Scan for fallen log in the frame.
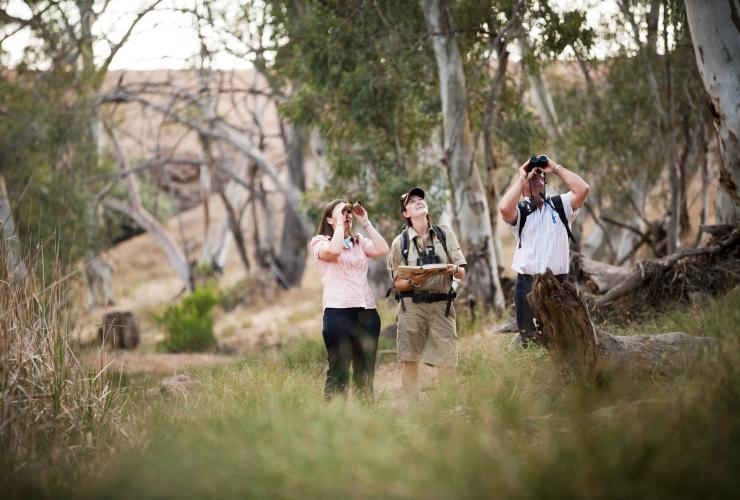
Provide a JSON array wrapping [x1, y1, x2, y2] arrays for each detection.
[[575, 255, 630, 293], [528, 270, 717, 383], [595, 228, 740, 308]]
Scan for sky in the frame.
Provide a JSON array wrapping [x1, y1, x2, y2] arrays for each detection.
[[0, 0, 622, 71], [1, 0, 253, 69]]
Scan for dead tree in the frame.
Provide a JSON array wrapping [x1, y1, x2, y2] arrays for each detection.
[[529, 270, 717, 384], [595, 227, 740, 308]]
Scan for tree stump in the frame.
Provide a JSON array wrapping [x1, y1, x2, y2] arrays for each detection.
[[98, 311, 140, 350], [528, 270, 717, 383]]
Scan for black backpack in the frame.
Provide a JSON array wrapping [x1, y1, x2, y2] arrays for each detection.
[[517, 194, 577, 248]]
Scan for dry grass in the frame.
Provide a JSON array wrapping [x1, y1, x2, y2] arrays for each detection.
[[0, 246, 125, 490]]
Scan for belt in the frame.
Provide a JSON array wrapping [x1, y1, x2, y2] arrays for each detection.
[[397, 291, 453, 303]]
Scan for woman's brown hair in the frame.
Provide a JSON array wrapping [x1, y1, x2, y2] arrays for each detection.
[[317, 199, 347, 237]]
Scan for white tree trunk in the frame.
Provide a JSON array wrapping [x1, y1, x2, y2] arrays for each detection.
[[84, 255, 115, 307], [517, 35, 561, 143], [0, 176, 29, 286], [685, 0, 740, 225], [421, 0, 505, 313]]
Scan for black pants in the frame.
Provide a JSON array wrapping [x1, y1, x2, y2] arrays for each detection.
[[322, 308, 381, 399], [514, 273, 567, 346]]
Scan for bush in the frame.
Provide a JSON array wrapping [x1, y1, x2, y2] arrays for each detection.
[[159, 288, 219, 353]]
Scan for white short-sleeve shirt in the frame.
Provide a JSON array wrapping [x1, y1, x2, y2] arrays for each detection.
[[507, 191, 580, 275]]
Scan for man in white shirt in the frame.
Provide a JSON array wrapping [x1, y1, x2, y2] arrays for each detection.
[[499, 156, 590, 346]]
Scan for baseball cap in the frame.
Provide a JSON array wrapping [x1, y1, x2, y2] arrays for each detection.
[[399, 187, 426, 212]]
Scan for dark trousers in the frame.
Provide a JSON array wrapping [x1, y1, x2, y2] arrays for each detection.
[[322, 308, 381, 400], [514, 273, 567, 346]]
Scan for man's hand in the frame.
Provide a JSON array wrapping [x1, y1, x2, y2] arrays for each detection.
[[543, 160, 590, 210], [518, 160, 539, 182], [541, 157, 558, 174]]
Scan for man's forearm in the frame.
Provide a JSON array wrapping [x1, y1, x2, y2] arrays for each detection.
[[499, 174, 526, 219], [554, 165, 590, 208]]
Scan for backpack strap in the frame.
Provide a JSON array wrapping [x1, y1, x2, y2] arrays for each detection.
[[432, 224, 458, 317], [431, 224, 452, 262], [389, 229, 412, 310], [516, 200, 535, 248], [550, 195, 577, 245], [401, 228, 410, 265]]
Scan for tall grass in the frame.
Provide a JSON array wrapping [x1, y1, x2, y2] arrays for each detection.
[[52, 289, 739, 499], [0, 246, 125, 493]]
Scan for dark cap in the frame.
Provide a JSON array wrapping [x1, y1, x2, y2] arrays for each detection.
[[399, 187, 426, 212]]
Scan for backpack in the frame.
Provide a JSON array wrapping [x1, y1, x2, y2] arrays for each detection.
[[517, 194, 577, 248]]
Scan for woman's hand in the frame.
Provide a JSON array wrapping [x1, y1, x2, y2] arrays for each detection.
[[443, 264, 458, 275], [409, 269, 435, 286], [332, 202, 347, 227], [352, 203, 369, 227]]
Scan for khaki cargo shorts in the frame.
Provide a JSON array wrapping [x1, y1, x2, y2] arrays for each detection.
[[396, 300, 458, 367]]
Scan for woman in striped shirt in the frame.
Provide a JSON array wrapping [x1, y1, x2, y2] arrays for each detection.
[[310, 199, 390, 400]]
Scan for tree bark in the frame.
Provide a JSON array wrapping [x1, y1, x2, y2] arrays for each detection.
[[215, 174, 251, 275], [529, 270, 717, 383], [276, 124, 310, 287], [0, 175, 29, 286], [576, 256, 631, 294], [684, 0, 740, 225], [517, 35, 561, 144], [421, 0, 505, 313], [595, 227, 740, 308], [481, 45, 509, 269]]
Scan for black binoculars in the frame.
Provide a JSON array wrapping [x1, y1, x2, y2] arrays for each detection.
[[417, 252, 441, 267], [526, 155, 549, 173]]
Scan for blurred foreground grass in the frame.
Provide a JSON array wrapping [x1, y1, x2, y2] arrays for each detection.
[[10, 289, 740, 499]]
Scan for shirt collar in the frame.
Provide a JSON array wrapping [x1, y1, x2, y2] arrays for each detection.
[[406, 224, 436, 241]]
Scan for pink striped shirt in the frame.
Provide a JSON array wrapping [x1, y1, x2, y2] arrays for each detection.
[[310, 234, 377, 310], [507, 191, 580, 275]]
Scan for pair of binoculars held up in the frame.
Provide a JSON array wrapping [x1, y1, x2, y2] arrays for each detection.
[[341, 201, 363, 214], [526, 155, 549, 174]]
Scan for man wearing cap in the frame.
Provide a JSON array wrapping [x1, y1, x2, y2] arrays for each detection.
[[387, 187, 466, 399]]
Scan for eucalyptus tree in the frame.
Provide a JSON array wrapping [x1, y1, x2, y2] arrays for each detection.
[[684, 0, 740, 226], [551, 0, 711, 262], [0, 0, 163, 268]]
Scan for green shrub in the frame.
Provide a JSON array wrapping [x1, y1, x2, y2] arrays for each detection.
[[159, 288, 219, 353], [281, 337, 326, 368]]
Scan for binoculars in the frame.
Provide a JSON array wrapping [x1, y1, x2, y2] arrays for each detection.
[[341, 201, 363, 214], [526, 155, 549, 173]]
